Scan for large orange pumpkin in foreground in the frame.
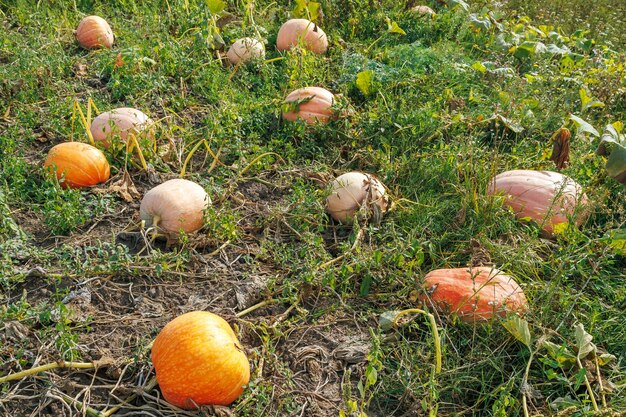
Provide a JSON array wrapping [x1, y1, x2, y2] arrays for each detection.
[[420, 267, 528, 322], [487, 169, 588, 236], [44, 142, 110, 189], [75, 16, 114, 49], [151, 311, 250, 409], [276, 19, 328, 54], [90, 107, 154, 148], [282, 87, 335, 124]]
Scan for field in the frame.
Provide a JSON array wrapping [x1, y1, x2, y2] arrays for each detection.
[[1, 0, 625, 416]]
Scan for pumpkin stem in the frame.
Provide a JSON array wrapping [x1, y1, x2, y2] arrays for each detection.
[[392, 308, 442, 374], [0, 361, 96, 383]]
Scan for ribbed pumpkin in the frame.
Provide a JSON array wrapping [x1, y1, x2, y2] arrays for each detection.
[[227, 38, 265, 65], [326, 172, 389, 223], [276, 19, 328, 54], [420, 267, 528, 322], [282, 87, 335, 124], [152, 311, 250, 409], [44, 142, 110, 189], [75, 16, 114, 49], [487, 169, 589, 236], [90, 107, 154, 148], [140, 179, 209, 235]]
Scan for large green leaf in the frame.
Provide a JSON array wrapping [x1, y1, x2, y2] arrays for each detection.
[[569, 114, 599, 138], [502, 316, 532, 349]]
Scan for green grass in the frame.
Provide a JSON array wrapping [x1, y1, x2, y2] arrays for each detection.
[[0, 0, 625, 416]]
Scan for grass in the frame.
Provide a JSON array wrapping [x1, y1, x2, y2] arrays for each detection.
[[0, 0, 625, 416]]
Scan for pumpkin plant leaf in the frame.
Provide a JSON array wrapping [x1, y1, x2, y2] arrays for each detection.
[[569, 114, 599, 138], [379, 310, 401, 331], [386, 18, 406, 35], [206, 0, 226, 15], [502, 316, 532, 349], [603, 229, 626, 255], [541, 340, 576, 365], [356, 70, 375, 96], [579, 88, 605, 112], [446, 0, 469, 11], [574, 323, 595, 360], [293, 0, 321, 22], [598, 353, 617, 366], [596, 124, 626, 185]]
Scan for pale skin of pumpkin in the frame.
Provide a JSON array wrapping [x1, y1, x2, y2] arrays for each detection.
[[151, 311, 250, 409], [420, 267, 528, 322], [43, 142, 110, 189], [487, 169, 589, 235], [326, 172, 389, 223], [140, 179, 209, 234], [90, 107, 153, 148]]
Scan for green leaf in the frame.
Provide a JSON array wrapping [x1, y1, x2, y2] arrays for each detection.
[[579, 88, 605, 112], [598, 353, 617, 366], [604, 229, 626, 255], [356, 70, 375, 96], [574, 323, 595, 360], [573, 367, 587, 390], [207, 0, 226, 15], [472, 61, 487, 74], [541, 340, 576, 365], [386, 18, 406, 35], [469, 14, 492, 32], [502, 316, 532, 348], [447, 0, 469, 11], [293, 0, 320, 22], [569, 114, 599, 138]]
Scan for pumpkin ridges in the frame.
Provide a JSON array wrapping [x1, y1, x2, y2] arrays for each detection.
[[44, 142, 110, 188], [420, 267, 528, 322], [151, 311, 250, 408], [487, 169, 588, 235]]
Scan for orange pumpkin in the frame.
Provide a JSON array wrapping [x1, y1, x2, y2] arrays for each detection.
[[487, 170, 589, 236], [44, 142, 110, 189], [75, 16, 114, 49], [90, 107, 154, 148], [151, 311, 250, 409], [420, 267, 528, 322], [282, 87, 335, 124], [276, 19, 328, 54]]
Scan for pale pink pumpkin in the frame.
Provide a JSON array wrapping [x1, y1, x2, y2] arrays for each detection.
[[90, 107, 154, 148], [282, 87, 335, 124], [276, 19, 328, 54], [227, 38, 265, 65], [487, 170, 589, 236], [140, 179, 209, 235]]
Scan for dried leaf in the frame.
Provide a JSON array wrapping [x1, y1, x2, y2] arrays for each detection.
[[379, 310, 401, 331], [95, 171, 140, 202], [550, 127, 571, 170], [574, 323, 595, 360]]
